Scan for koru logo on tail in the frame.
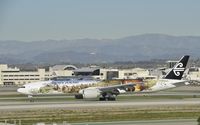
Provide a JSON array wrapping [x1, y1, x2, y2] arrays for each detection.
[[173, 63, 185, 76]]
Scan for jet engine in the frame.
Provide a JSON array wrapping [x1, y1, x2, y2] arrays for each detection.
[[112, 88, 126, 95], [75, 87, 101, 99], [127, 84, 145, 92], [117, 88, 126, 93]]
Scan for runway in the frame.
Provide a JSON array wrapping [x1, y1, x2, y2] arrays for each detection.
[[1, 88, 200, 111], [0, 88, 200, 125], [71, 119, 197, 125], [1, 98, 200, 111]]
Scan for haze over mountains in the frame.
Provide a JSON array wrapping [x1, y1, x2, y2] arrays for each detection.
[[0, 34, 199, 64]]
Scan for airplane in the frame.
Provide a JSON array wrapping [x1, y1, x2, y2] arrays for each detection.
[[75, 55, 190, 101], [17, 55, 190, 101]]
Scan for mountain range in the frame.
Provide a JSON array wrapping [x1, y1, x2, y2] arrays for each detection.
[[0, 34, 199, 64]]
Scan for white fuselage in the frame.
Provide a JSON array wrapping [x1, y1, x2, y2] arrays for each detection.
[[17, 81, 52, 95], [17, 79, 99, 95]]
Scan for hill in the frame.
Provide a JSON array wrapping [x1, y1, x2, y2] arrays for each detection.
[[0, 34, 199, 64]]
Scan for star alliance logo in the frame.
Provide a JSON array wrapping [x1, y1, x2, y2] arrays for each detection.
[[173, 63, 185, 76]]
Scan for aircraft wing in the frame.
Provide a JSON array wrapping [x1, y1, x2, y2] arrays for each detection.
[[98, 83, 136, 94]]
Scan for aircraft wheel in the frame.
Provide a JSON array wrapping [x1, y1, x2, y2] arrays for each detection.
[[75, 94, 83, 99], [99, 97, 106, 101], [108, 97, 116, 101]]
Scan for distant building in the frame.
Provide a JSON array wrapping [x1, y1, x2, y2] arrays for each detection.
[[188, 67, 200, 81], [73, 67, 119, 80], [166, 60, 178, 68], [74, 67, 100, 76], [50, 65, 77, 77], [118, 68, 153, 79], [100, 68, 119, 80], [0, 64, 51, 85], [0, 64, 157, 86], [0, 64, 79, 86]]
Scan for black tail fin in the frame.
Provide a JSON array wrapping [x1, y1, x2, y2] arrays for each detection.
[[164, 55, 190, 80]]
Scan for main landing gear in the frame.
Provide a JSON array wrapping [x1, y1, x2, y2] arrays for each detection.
[[99, 93, 116, 101]]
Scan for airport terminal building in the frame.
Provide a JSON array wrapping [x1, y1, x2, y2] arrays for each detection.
[[0, 64, 78, 86], [0, 64, 153, 86], [1, 63, 199, 86], [0, 64, 51, 85]]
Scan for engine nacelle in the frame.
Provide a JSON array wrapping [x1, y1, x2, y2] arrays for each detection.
[[127, 84, 145, 92], [116, 88, 126, 94], [77, 87, 101, 99]]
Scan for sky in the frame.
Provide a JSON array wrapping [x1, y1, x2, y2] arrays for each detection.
[[0, 0, 200, 41]]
